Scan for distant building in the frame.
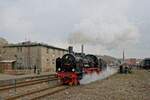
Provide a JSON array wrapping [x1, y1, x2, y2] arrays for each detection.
[[102, 55, 120, 66], [136, 59, 143, 65], [1, 41, 68, 72], [125, 58, 137, 66]]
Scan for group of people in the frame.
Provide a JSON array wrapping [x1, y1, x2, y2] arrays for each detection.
[[119, 64, 132, 74]]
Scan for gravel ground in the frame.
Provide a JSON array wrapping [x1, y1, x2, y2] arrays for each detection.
[[45, 69, 150, 100]]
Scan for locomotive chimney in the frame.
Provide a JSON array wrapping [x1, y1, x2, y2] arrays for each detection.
[[81, 44, 84, 54], [68, 46, 73, 54]]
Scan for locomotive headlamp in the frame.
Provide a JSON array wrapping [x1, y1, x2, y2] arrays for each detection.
[[58, 68, 61, 71], [72, 68, 75, 72]]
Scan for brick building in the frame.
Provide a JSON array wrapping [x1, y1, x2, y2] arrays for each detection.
[[125, 58, 137, 66], [1, 41, 68, 72], [0, 60, 16, 73]]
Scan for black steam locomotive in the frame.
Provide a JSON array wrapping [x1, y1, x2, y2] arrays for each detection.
[[56, 47, 107, 85]]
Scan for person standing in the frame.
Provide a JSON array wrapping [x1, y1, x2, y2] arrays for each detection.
[[34, 65, 36, 74], [119, 65, 123, 73]]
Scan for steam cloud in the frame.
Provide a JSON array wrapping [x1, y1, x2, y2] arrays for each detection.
[[0, 0, 141, 56], [68, 0, 139, 50], [80, 67, 117, 84]]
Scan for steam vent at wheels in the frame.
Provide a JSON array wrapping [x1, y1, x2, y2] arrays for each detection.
[[0, 41, 68, 73]]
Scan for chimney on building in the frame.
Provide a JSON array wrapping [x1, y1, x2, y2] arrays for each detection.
[[68, 46, 73, 54], [81, 44, 84, 54]]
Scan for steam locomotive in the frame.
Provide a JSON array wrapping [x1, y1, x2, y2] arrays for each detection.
[[56, 47, 107, 85]]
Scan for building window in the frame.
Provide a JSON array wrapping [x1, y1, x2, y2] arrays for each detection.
[[17, 47, 19, 52], [20, 47, 22, 52], [53, 49, 55, 54], [17, 47, 22, 52], [58, 51, 61, 56], [14, 55, 17, 58], [52, 59, 55, 64]]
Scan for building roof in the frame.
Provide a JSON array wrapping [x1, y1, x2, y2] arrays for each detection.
[[3, 41, 68, 51], [0, 60, 16, 63]]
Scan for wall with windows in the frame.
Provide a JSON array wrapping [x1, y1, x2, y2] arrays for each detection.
[[40, 47, 67, 72], [2, 46, 41, 70], [1, 45, 67, 72]]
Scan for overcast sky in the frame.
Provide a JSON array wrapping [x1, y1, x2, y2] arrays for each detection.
[[0, 0, 150, 58]]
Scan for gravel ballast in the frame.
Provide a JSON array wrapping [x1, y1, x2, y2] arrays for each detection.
[[46, 69, 150, 100]]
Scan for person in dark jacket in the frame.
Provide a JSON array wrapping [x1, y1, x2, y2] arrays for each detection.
[[34, 65, 37, 74], [119, 65, 123, 73]]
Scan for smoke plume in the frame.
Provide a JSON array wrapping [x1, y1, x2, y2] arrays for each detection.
[[0, 0, 142, 57], [68, 0, 139, 51]]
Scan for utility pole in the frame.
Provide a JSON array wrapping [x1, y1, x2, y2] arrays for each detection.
[[123, 50, 125, 63], [123, 50, 124, 61]]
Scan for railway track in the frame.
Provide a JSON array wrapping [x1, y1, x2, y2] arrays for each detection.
[[0, 74, 56, 87], [5, 85, 68, 100], [0, 74, 66, 100], [0, 75, 57, 91]]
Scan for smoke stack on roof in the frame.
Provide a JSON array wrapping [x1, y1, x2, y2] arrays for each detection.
[[81, 44, 84, 54], [68, 46, 73, 54]]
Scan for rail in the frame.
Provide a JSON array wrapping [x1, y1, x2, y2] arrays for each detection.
[[5, 85, 68, 100], [0, 78, 58, 91]]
